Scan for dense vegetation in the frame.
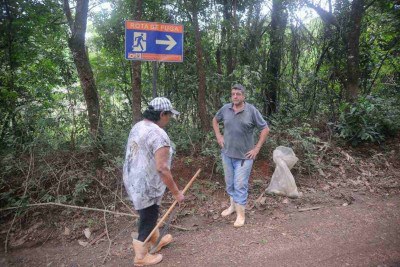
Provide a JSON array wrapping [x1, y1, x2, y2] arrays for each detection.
[[1, 0, 399, 209]]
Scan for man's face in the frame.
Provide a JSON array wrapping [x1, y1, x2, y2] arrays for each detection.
[[231, 89, 245, 105]]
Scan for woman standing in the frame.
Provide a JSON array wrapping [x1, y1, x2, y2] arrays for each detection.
[[123, 97, 184, 266]]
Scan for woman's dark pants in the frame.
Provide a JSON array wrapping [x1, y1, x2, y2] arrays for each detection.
[[137, 204, 159, 242]]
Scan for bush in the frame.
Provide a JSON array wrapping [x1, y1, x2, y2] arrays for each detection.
[[267, 111, 324, 174], [167, 122, 205, 154], [335, 96, 400, 146]]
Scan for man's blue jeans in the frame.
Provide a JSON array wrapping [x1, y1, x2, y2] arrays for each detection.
[[221, 153, 254, 205]]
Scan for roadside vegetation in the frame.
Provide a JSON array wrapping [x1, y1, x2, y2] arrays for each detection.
[[1, 0, 399, 256]]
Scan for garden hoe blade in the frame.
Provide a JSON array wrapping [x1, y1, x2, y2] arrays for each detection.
[[142, 169, 201, 248], [149, 207, 178, 254]]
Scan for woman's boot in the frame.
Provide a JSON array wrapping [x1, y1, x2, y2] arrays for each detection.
[[149, 228, 173, 253], [132, 239, 162, 266]]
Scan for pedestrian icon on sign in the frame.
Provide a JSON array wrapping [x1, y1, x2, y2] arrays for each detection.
[[132, 32, 147, 52]]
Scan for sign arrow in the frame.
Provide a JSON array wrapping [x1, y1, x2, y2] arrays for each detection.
[[156, 35, 177, 50]]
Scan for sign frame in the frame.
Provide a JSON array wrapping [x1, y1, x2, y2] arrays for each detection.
[[125, 20, 184, 63]]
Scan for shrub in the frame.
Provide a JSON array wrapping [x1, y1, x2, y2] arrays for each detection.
[[335, 96, 400, 146]]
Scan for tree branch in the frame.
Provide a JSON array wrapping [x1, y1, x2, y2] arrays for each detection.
[[1, 202, 191, 231], [63, 0, 74, 32], [0, 202, 139, 218], [364, 0, 378, 11], [367, 37, 399, 92], [305, 0, 339, 28]]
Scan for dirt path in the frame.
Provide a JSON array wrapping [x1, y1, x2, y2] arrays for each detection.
[[166, 194, 400, 267], [1, 193, 399, 267]]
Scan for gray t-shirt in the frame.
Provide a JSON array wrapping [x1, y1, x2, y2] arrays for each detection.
[[123, 120, 173, 210], [215, 103, 268, 159]]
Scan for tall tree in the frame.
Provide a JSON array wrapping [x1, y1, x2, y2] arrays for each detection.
[[264, 0, 288, 115], [185, 1, 210, 132], [345, 0, 365, 102], [130, 0, 143, 123], [63, 0, 103, 142], [1, 0, 17, 145], [306, 0, 366, 103], [218, 0, 240, 78], [222, 0, 234, 76], [1, 0, 71, 148]]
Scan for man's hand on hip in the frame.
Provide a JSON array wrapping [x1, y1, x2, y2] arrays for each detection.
[[245, 146, 261, 159]]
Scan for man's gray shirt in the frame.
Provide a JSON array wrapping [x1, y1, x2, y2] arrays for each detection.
[[215, 103, 268, 159]]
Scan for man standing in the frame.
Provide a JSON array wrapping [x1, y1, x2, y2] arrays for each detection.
[[212, 84, 270, 227], [123, 97, 184, 266]]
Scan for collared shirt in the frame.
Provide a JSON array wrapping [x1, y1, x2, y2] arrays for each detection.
[[215, 102, 268, 159], [123, 120, 173, 210]]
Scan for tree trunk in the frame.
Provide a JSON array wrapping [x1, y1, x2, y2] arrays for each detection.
[[345, 0, 364, 103], [222, 0, 234, 76], [192, 8, 210, 132], [214, 47, 223, 110], [264, 0, 287, 115], [306, 0, 365, 104], [2, 0, 16, 146], [63, 0, 103, 143], [131, 0, 142, 123]]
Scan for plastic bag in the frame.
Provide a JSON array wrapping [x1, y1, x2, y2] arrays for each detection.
[[266, 146, 300, 198]]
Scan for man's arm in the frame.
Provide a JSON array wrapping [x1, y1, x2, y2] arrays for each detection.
[[155, 147, 184, 202], [245, 127, 270, 159], [212, 117, 224, 148]]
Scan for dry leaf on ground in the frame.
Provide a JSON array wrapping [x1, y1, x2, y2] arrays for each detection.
[[83, 228, 91, 239]]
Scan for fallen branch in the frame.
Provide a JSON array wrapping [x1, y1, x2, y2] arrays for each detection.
[[169, 224, 190, 231], [92, 172, 135, 215], [1, 202, 190, 231], [298, 206, 321, 212], [0, 202, 138, 218], [88, 230, 108, 246], [102, 213, 111, 264], [5, 149, 34, 253], [100, 192, 112, 264]]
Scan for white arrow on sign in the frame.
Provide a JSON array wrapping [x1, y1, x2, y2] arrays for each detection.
[[156, 35, 177, 51]]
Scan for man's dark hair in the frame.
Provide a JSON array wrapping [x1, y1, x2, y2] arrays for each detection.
[[232, 83, 246, 94], [143, 105, 172, 122]]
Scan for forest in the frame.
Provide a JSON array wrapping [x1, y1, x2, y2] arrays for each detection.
[[0, 0, 399, 265]]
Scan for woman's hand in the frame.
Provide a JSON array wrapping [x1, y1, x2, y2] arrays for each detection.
[[173, 191, 185, 202]]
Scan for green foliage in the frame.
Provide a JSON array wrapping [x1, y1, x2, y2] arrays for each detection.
[[336, 96, 400, 146], [166, 123, 204, 153], [73, 179, 92, 205], [200, 132, 224, 175], [0, 189, 18, 207], [190, 182, 207, 201], [268, 111, 324, 173], [1, 0, 400, 213]]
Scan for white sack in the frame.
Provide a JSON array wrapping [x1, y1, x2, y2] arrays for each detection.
[[266, 146, 300, 198]]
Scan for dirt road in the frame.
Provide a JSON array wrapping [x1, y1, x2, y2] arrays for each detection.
[[166, 195, 400, 267], [2, 193, 399, 267]]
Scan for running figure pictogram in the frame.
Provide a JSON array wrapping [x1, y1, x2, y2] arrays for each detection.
[[133, 32, 147, 52]]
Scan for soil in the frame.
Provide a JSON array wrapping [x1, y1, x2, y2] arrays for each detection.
[[1, 140, 400, 267]]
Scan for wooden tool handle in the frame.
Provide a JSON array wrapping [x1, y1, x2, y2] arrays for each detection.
[[143, 168, 201, 245]]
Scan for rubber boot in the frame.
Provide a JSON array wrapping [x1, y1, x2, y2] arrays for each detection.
[[221, 197, 236, 217], [234, 204, 245, 227], [132, 239, 162, 266], [149, 228, 173, 253]]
